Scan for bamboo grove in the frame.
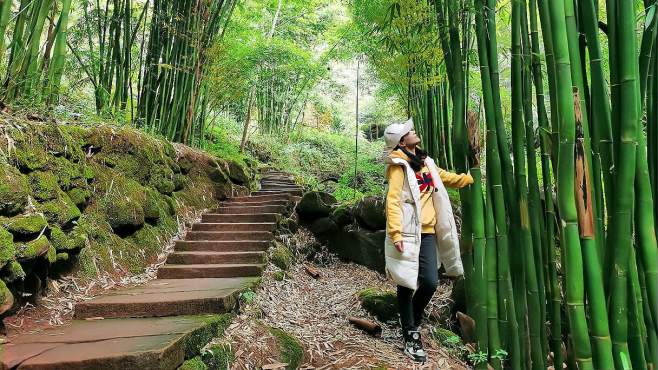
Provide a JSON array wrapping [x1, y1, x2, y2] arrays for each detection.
[[355, 0, 658, 368], [0, 0, 237, 146]]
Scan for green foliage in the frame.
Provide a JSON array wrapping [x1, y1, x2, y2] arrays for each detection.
[[240, 289, 257, 305], [431, 327, 469, 360]]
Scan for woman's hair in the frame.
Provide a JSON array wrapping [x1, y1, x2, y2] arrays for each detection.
[[394, 143, 427, 172]]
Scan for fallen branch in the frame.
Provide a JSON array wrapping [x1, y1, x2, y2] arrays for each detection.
[[348, 316, 382, 336], [304, 264, 321, 279]]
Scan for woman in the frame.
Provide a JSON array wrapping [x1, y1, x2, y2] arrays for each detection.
[[383, 118, 472, 363]]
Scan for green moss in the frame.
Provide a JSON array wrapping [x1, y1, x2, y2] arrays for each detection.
[[15, 235, 51, 260], [273, 270, 287, 281], [38, 194, 82, 227], [67, 188, 92, 209], [143, 189, 163, 222], [269, 327, 304, 369], [13, 147, 49, 172], [5, 215, 48, 236], [46, 245, 57, 264], [5, 261, 25, 282], [50, 226, 87, 251], [183, 314, 234, 359], [101, 195, 145, 235], [0, 228, 15, 268], [56, 252, 69, 262], [29, 171, 60, 201], [201, 343, 233, 370], [149, 168, 176, 195], [173, 174, 187, 192], [83, 166, 95, 181], [0, 164, 29, 216], [358, 288, 398, 322], [178, 357, 207, 370], [270, 242, 294, 271], [54, 157, 84, 190]]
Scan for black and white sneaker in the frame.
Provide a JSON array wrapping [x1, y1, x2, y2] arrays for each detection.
[[403, 330, 427, 363]]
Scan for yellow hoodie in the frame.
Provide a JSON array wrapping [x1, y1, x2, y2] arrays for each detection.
[[385, 150, 473, 243]]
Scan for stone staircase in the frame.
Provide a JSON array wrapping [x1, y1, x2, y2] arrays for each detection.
[[2, 172, 302, 370]]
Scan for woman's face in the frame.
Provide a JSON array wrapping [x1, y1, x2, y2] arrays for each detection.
[[400, 130, 421, 147]]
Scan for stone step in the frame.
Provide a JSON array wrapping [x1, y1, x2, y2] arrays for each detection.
[[191, 222, 276, 232], [223, 199, 289, 206], [74, 278, 257, 319], [157, 264, 264, 279], [261, 180, 296, 185], [229, 194, 290, 202], [185, 230, 273, 241], [253, 189, 302, 196], [216, 205, 285, 214], [175, 240, 270, 252], [1, 315, 225, 370], [167, 251, 265, 265], [201, 213, 279, 223]]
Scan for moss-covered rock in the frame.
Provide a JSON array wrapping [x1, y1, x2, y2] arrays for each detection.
[[101, 195, 145, 236], [149, 168, 176, 195], [54, 157, 85, 191], [296, 191, 337, 221], [0, 228, 15, 268], [178, 357, 207, 370], [201, 343, 233, 370], [50, 226, 87, 251], [5, 214, 48, 237], [38, 194, 82, 227], [56, 252, 69, 262], [270, 242, 294, 271], [143, 189, 163, 222], [46, 245, 57, 264], [13, 146, 49, 172], [0, 279, 14, 315], [223, 159, 251, 185], [0, 164, 29, 216], [183, 314, 233, 359], [354, 196, 386, 231], [5, 261, 26, 282], [15, 235, 51, 260], [358, 288, 398, 322], [173, 174, 187, 192], [331, 204, 355, 227], [269, 327, 304, 369], [29, 171, 60, 201], [67, 187, 92, 209]]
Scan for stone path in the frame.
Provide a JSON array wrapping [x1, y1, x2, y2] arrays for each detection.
[[1, 172, 302, 370]]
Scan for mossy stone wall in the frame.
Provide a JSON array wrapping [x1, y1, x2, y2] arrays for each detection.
[[0, 120, 257, 322]]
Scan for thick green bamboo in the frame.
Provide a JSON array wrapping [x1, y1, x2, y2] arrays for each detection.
[[511, 1, 542, 367], [484, 185, 503, 370], [473, 1, 521, 367], [546, 0, 594, 368], [607, 0, 641, 367], [628, 248, 648, 369], [635, 128, 658, 337], [469, 152, 488, 370]]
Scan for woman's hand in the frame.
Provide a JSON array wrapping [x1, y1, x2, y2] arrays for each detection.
[[394, 241, 404, 253]]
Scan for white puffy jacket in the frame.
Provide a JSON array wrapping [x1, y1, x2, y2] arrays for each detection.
[[384, 156, 464, 290]]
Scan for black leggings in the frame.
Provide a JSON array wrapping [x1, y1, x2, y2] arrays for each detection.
[[397, 233, 439, 335]]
